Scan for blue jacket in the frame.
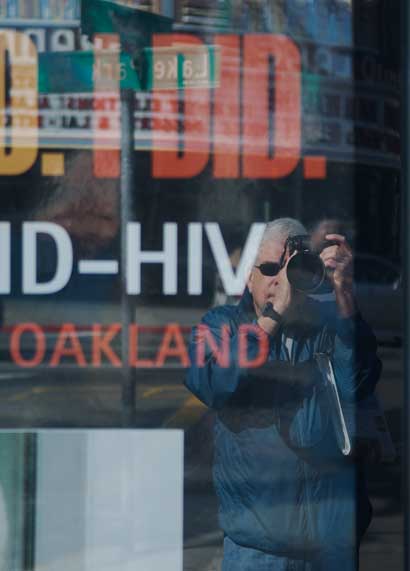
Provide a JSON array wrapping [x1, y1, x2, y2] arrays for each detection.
[[185, 288, 382, 558]]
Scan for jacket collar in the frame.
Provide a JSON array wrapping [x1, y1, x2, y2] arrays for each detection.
[[237, 287, 258, 324]]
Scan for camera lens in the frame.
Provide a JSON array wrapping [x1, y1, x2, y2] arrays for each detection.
[[286, 252, 325, 292]]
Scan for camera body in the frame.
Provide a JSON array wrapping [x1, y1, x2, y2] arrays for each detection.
[[284, 235, 335, 293]]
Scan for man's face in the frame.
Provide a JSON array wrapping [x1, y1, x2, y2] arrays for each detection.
[[247, 238, 287, 317]]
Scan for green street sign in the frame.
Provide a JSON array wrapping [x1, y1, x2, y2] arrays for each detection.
[[38, 45, 219, 94], [38, 51, 141, 93], [81, 0, 172, 53]]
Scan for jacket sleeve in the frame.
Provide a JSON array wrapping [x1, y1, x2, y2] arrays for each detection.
[[184, 307, 272, 410], [331, 312, 382, 402]]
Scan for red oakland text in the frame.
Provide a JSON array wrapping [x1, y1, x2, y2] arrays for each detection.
[[6, 322, 269, 369]]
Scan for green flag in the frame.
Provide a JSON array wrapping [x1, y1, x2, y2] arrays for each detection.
[[302, 72, 322, 113], [81, 0, 172, 54]]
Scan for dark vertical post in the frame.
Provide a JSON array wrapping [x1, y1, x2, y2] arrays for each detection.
[[23, 433, 37, 571], [120, 88, 137, 427], [402, 0, 409, 567]]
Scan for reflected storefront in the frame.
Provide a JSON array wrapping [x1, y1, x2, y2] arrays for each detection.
[[0, 0, 404, 570]]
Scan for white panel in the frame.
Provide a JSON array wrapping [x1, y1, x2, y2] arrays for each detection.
[[34, 431, 184, 571]]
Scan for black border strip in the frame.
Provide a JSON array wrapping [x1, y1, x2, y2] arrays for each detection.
[[402, 0, 408, 567]]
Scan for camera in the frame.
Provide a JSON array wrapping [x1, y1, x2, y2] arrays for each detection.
[[283, 235, 336, 293]]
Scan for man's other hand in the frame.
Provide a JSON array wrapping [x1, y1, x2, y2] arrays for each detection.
[[320, 233, 356, 318]]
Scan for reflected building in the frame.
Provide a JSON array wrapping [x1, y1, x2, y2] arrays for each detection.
[[0, 0, 401, 294]]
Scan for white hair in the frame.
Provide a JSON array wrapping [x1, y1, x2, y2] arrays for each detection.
[[259, 217, 307, 248], [242, 218, 307, 282]]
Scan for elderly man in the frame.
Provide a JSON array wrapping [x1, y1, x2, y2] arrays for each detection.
[[185, 218, 381, 571]]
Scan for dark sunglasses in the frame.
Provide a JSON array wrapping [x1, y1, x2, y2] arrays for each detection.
[[254, 261, 283, 276]]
